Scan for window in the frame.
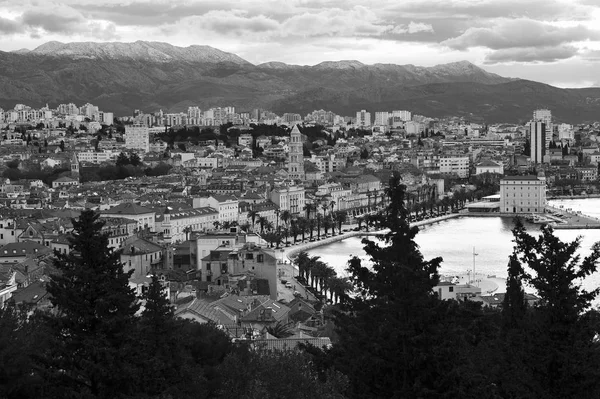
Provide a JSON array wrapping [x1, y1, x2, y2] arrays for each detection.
[[245, 253, 254, 260], [449, 286, 454, 292], [257, 254, 264, 263]]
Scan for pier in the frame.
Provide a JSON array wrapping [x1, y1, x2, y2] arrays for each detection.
[[545, 204, 600, 229]]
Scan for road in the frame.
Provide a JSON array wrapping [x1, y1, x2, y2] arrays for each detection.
[[276, 259, 316, 303]]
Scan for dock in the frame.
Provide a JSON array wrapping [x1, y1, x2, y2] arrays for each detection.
[[544, 205, 600, 229]]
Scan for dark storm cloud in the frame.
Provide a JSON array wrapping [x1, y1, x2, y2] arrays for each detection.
[[484, 45, 579, 64], [0, 16, 23, 34]]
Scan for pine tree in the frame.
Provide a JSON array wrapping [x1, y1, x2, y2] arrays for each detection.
[[43, 210, 140, 397], [327, 172, 471, 398], [510, 222, 600, 397]]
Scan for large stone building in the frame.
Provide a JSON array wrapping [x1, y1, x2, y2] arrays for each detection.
[[499, 175, 546, 214], [269, 184, 305, 215]]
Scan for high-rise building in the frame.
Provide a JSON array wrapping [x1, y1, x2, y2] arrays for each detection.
[[529, 121, 546, 164], [392, 110, 412, 122], [374, 112, 389, 126], [288, 124, 305, 180], [355, 110, 371, 127], [125, 124, 150, 152], [533, 109, 552, 148]]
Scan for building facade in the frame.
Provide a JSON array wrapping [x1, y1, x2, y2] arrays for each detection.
[[125, 124, 150, 152], [499, 175, 546, 214]]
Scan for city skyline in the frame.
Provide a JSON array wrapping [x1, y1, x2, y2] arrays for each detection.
[[1, 0, 600, 88]]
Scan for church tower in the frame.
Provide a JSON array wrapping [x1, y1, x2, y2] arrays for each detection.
[[288, 124, 305, 180], [70, 153, 80, 181]]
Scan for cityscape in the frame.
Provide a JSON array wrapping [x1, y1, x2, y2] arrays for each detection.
[[2, 0, 600, 397]]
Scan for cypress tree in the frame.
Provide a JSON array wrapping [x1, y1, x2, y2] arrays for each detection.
[[502, 250, 527, 329], [43, 210, 140, 398]]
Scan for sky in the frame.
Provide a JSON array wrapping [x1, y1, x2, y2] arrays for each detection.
[[1, 0, 600, 87]]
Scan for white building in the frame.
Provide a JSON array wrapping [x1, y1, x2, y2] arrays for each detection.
[[374, 112, 389, 126], [355, 110, 371, 127], [557, 123, 574, 141], [77, 151, 113, 164], [125, 124, 150, 152], [499, 175, 546, 214], [475, 160, 504, 175], [439, 156, 470, 178], [269, 185, 305, 215], [392, 110, 412, 122]]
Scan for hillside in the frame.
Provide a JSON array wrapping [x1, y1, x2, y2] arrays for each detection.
[[1, 40, 600, 123]]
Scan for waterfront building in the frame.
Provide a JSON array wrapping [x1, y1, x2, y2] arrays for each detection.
[[269, 185, 305, 215], [499, 175, 546, 213]]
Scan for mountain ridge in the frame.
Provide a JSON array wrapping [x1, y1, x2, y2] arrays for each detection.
[[1, 40, 600, 123]]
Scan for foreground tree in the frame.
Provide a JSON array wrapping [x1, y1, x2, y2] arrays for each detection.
[[216, 346, 348, 399], [324, 172, 474, 398], [508, 221, 600, 398], [42, 210, 140, 397]]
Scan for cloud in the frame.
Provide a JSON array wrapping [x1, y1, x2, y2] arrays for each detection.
[[443, 18, 600, 50], [390, 0, 589, 21], [0, 16, 22, 34], [390, 21, 435, 35], [279, 6, 390, 38], [21, 4, 86, 34], [484, 45, 579, 64]]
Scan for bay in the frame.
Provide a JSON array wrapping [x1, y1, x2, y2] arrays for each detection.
[[307, 199, 600, 298]]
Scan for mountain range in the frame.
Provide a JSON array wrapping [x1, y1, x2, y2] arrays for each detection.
[[1, 40, 600, 123]]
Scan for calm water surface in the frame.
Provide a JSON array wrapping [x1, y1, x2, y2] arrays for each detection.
[[308, 199, 600, 296]]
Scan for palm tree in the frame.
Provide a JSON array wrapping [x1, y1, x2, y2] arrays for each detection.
[[308, 218, 316, 240], [357, 216, 363, 230], [321, 203, 329, 218], [213, 221, 221, 230], [303, 203, 315, 220], [281, 210, 291, 228], [366, 190, 372, 210], [316, 213, 323, 239], [275, 208, 281, 230], [239, 222, 251, 233], [247, 209, 259, 231], [290, 223, 300, 244], [281, 227, 290, 247], [297, 217, 308, 242], [328, 276, 352, 304], [323, 216, 332, 236], [294, 252, 310, 281], [264, 220, 274, 232], [329, 200, 336, 215], [335, 211, 347, 232], [265, 320, 294, 338], [257, 216, 268, 233]]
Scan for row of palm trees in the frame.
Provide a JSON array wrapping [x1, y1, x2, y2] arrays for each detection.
[[294, 252, 353, 304], [244, 207, 349, 248]]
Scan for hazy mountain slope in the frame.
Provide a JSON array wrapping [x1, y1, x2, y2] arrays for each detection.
[[0, 41, 599, 123]]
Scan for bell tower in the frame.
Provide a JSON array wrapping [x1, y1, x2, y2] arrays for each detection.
[[70, 153, 80, 181], [288, 124, 305, 180]]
